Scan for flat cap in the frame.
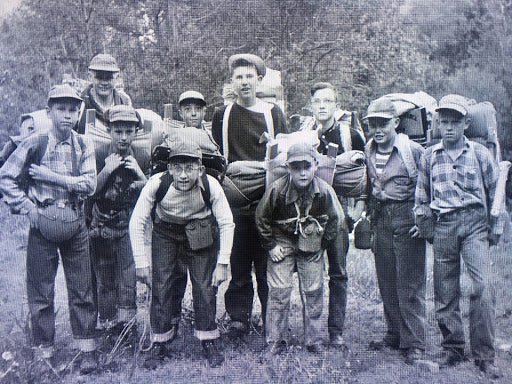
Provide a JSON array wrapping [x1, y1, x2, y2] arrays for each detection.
[[363, 98, 397, 120], [287, 142, 317, 164], [89, 54, 120, 72], [169, 139, 202, 160], [228, 53, 266, 77], [104, 105, 140, 124], [436, 94, 469, 116], [178, 90, 206, 106], [47, 84, 83, 104]]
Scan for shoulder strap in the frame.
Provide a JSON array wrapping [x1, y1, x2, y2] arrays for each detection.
[[395, 133, 417, 179], [222, 104, 234, 163], [200, 173, 212, 210], [262, 102, 274, 140], [338, 121, 352, 152], [467, 141, 488, 214]]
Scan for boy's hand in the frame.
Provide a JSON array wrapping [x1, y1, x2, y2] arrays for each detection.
[[136, 267, 151, 288], [124, 155, 146, 180], [104, 153, 124, 173], [211, 263, 229, 287], [307, 249, 324, 262], [28, 164, 55, 182], [409, 225, 420, 238], [269, 245, 286, 263]]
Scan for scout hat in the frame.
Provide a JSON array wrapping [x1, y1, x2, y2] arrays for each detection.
[[228, 53, 266, 77], [363, 98, 397, 120], [169, 139, 202, 160], [47, 84, 83, 104], [104, 105, 141, 125], [287, 142, 317, 164], [178, 90, 206, 106], [88, 54, 120, 72], [436, 94, 469, 116]]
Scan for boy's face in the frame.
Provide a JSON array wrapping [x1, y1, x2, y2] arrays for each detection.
[[438, 110, 468, 147], [19, 117, 35, 137], [288, 160, 317, 190], [90, 70, 116, 98], [109, 121, 138, 154], [311, 88, 337, 125], [47, 99, 80, 139], [367, 117, 398, 148], [231, 65, 261, 103], [179, 102, 206, 128], [168, 157, 204, 191]]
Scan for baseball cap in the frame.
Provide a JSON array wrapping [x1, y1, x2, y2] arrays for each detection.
[[88, 54, 120, 72], [287, 142, 317, 164], [178, 90, 206, 106], [363, 98, 397, 120], [228, 53, 266, 77], [105, 105, 140, 124], [436, 94, 469, 116], [169, 140, 202, 160], [47, 84, 83, 104]]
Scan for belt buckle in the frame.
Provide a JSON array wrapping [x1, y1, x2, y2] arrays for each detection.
[[56, 201, 67, 209]]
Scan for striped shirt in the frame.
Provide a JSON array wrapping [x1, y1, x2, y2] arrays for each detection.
[[0, 131, 97, 214], [415, 137, 497, 214], [375, 149, 391, 176]]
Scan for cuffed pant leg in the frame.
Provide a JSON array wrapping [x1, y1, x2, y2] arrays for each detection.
[[326, 228, 348, 339], [266, 255, 294, 343], [59, 222, 97, 342], [27, 227, 59, 347], [116, 234, 137, 322]]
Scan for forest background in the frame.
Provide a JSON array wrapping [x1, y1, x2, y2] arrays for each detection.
[[0, 0, 511, 155]]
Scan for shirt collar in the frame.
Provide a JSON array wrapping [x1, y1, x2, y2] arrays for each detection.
[[284, 176, 320, 205], [48, 130, 73, 151], [432, 136, 471, 154]]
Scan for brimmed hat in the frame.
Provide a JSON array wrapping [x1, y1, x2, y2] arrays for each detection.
[[228, 53, 266, 77], [88, 54, 120, 72], [104, 105, 140, 124], [178, 90, 206, 106], [47, 84, 83, 104], [363, 98, 397, 120], [169, 140, 202, 160], [287, 142, 317, 164], [436, 94, 469, 116]]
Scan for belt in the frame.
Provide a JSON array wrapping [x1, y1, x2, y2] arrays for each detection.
[[434, 203, 484, 219], [37, 199, 82, 210]]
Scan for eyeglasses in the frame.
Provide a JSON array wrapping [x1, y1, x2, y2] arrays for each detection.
[[311, 98, 336, 106], [170, 164, 200, 173]]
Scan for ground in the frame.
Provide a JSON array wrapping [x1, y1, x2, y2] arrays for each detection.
[[0, 203, 511, 384]]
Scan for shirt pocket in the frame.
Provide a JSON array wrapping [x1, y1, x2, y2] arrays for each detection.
[[464, 167, 478, 191]]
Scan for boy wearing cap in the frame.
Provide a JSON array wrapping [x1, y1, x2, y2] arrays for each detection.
[[211, 53, 287, 339], [307, 81, 366, 349], [77, 53, 132, 134], [178, 90, 209, 130], [415, 95, 500, 377], [256, 142, 343, 354], [363, 98, 426, 365], [129, 140, 234, 368], [0, 84, 99, 374], [88, 105, 148, 348]]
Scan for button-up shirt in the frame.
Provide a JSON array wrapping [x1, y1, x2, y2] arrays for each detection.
[[0, 131, 97, 214], [365, 135, 424, 202], [415, 137, 497, 214]]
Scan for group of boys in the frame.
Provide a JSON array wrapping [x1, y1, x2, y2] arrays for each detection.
[[0, 52, 502, 379]]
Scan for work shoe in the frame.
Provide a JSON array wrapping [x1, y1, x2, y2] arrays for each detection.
[[439, 348, 465, 368], [306, 343, 324, 354], [475, 359, 502, 379], [330, 334, 349, 355], [79, 351, 98, 375], [143, 342, 171, 370], [404, 347, 423, 365], [226, 323, 247, 342], [369, 338, 400, 351], [201, 340, 224, 368], [268, 340, 287, 356]]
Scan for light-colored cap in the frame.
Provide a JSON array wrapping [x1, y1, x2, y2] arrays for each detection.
[[169, 139, 202, 160], [104, 105, 140, 124], [287, 142, 317, 164], [228, 53, 266, 77], [363, 98, 397, 120], [47, 84, 83, 104], [88, 54, 120, 72], [436, 94, 469, 116], [178, 90, 206, 106]]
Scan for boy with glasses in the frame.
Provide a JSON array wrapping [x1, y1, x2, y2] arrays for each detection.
[[129, 140, 234, 368]]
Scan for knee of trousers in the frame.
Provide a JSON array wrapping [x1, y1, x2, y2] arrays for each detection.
[[268, 287, 293, 310]]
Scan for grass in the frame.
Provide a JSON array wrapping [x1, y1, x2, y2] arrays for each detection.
[[0, 202, 511, 383]]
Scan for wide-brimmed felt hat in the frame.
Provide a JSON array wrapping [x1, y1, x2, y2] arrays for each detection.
[[88, 53, 120, 72]]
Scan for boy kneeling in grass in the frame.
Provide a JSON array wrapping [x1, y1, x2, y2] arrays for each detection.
[[129, 140, 234, 368], [255, 142, 344, 355]]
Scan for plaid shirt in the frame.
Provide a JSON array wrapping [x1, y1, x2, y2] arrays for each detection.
[[415, 137, 497, 214], [0, 131, 96, 214]]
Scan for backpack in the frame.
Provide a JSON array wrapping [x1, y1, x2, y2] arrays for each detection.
[[150, 171, 211, 221]]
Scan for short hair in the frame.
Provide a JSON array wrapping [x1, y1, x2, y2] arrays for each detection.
[[310, 82, 337, 97]]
